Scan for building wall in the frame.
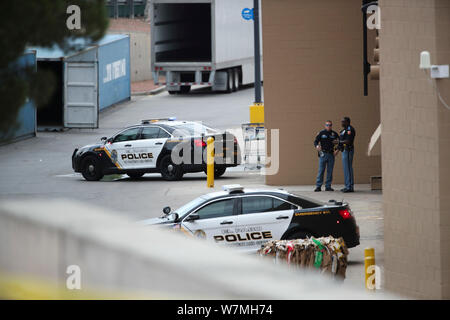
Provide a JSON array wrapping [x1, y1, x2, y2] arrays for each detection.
[[380, 0, 450, 299], [262, 0, 381, 186], [108, 18, 152, 82], [436, 0, 450, 299]]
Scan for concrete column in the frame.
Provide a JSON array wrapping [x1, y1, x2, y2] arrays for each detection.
[[379, 0, 450, 299]]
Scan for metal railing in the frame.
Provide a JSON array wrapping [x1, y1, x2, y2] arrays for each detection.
[[106, 0, 146, 19]]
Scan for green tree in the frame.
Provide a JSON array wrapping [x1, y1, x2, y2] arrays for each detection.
[[0, 0, 108, 138]]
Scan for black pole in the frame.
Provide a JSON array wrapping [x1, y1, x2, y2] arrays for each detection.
[[361, 1, 377, 96], [129, 0, 135, 19], [362, 6, 369, 96], [253, 0, 262, 103], [113, 0, 118, 19]]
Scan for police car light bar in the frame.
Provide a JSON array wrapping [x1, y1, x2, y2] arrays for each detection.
[[141, 117, 176, 124], [222, 184, 244, 193]]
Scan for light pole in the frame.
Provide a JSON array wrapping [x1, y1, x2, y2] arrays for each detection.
[[253, 0, 262, 104], [249, 0, 264, 124]]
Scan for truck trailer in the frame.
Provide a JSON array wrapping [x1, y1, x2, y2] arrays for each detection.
[[151, 0, 260, 94]]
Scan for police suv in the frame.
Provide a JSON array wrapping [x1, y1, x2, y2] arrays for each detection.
[[141, 185, 360, 252], [72, 118, 241, 181]]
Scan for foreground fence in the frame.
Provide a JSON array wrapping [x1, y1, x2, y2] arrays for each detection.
[[0, 199, 394, 299]]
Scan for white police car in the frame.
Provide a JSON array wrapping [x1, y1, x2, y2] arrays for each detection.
[[72, 118, 241, 181], [141, 185, 360, 252]]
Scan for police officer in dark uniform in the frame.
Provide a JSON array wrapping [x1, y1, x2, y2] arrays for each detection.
[[313, 120, 339, 192], [338, 117, 356, 193]]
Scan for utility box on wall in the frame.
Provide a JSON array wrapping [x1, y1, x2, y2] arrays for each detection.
[[30, 34, 131, 130]]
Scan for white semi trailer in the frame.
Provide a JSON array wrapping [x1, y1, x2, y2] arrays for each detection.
[[150, 0, 260, 94]]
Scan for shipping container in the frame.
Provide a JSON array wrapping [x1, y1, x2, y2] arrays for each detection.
[[151, 0, 261, 94], [29, 34, 131, 130], [0, 51, 37, 144], [97, 35, 131, 111]]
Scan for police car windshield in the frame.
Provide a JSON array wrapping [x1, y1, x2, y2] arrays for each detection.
[[174, 196, 206, 217], [170, 123, 218, 137]]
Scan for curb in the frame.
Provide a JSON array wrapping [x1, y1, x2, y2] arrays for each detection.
[[132, 86, 166, 96]]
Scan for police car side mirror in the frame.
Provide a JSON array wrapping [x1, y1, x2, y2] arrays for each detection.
[[170, 213, 179, 222], [185, 213, 200, 222], [163, 206, 171, 215]]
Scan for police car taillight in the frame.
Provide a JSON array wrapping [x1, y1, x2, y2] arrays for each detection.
[[339, 209, 352, 220], [194, 139, 206, 147]]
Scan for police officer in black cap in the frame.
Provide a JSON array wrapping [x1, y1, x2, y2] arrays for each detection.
[[313, 120, 339, 192], [338, 117, 356, 193]]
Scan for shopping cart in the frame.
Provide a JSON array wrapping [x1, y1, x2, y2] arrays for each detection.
[[241, 123, 265, 170]]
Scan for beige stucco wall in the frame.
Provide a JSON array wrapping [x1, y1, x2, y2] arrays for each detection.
[[379, 0, 450, 299], [108, 18, 152, 82], [262, 0, 381, 186], [262, 0, 450, 298]]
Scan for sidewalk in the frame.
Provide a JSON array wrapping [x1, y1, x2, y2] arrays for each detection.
[[162, 174, 384, 292], [282, 184, 384, 291], [131, 80, 165, 95]]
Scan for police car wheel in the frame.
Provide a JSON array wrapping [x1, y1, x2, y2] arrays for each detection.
[[81, 156, 104, 181], [159, 155, 183, 181], [168, 91, 177, 95], [286, 231, 312, 240], [126, 172, 144, 179], [204, 167, 226, 178]]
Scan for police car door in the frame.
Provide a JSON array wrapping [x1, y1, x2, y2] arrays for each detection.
[[130, 126, 170, 169], [181, 198, 238, 246], [105, 127, 142, 169], [236, 196, 296, 252]]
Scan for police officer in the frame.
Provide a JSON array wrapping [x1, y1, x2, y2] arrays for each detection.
[[338, 117, 356, 193], [314, 120, 339, 192]]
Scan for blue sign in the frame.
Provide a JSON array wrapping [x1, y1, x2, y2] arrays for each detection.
[[242, 8, 254, 21]]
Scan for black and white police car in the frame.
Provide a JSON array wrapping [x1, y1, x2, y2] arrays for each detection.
[[141, 185, 360, 252], [72, 118, 241, 181]]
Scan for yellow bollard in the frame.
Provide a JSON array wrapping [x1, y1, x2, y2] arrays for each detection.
[[206, 137, 214, 188], [249, 103, 264, 124], [364, 247, 376, 290]]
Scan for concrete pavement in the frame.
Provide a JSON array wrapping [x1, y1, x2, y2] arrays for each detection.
[[0, 87, 251, 218]]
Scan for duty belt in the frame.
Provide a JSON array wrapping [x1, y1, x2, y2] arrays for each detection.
[[343, 144, 354, 151]]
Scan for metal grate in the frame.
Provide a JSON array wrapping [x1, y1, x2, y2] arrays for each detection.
[[106, 0, 146, 18]]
